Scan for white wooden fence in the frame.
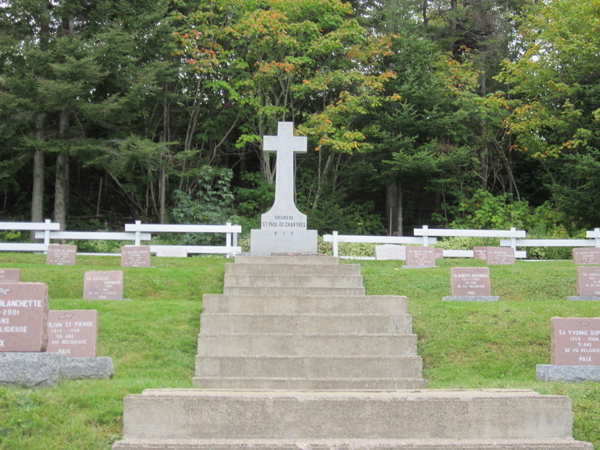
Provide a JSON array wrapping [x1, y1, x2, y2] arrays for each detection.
[[323, 231, 437, 258], [500, 229, 600, 250], [0, 219, 59, 252]]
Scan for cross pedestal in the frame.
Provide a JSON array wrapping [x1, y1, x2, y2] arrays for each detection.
[[250, 122, 318, 255]]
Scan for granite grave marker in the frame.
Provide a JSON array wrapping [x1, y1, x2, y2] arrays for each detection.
[[0, 283, 48, 352], [121, 246, 151, 267], [443, 267, 499, 302], [46, 310, 97, 357], [84, 271, 124, 300], [473, 247, 487, 260], [551, 317, 600, 365], [0, 269, 20, 283], [375, 245, 406, 261], [572, 248, 600, 265], [435, 248, 444, 260], [47, 244, 76, 266], [486, 247, 515, 265], [405, 247, 436, 268]]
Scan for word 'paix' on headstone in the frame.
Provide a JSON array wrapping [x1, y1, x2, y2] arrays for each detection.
[[486, 247, 515, 265], [0, 283, 48, 352], [84, 271, 124, 300], [451, 267, 492, 297], [0, 269, 20, 283], [406, 247, 436, 267], [121, 246, 152, 267], [376, 245, 406, 261], [46, 310, 96, 357], [552, 317, 600, 365], [47, 244, 77, 266], [572, 248, 600, 265]]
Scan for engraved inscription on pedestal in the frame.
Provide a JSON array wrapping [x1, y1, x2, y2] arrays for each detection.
[[552, 317, 600, 365], [84, 271, 124, 300], [47, 244, 77, 266], [405, 247, 436, 267], [572, 248, 600, 265], [0, 283, 48, 352], [0, 269, 20, 283], [46, 310, 96, 357], [121, 246, 152, 267], [451, 267, 492, 296], [376, 245, 406, 261], [486, 247, 515, 265]]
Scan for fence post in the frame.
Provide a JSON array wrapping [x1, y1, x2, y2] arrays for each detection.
[[135, 220, 141, 246], [511, 227, 517, 252], [225, 222, 232, 248], [44, 219, 51, 251], [595, 228, 600, 248], [333, 231, 339, 257], [422, 225, 429, 247]]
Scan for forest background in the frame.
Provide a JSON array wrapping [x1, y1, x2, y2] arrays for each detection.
[[1, 0, 599, 244]]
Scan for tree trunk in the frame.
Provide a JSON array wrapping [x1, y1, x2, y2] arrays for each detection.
[[159, 164, 166, 223], [54, 107, 69, 231], [386, 182, 404, 236], [423, 0, 428, 26], [31, 113, 46, 237]]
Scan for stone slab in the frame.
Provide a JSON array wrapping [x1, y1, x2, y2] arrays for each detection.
[[536, 364, 600, 383], [84, 271, 124, 300], [405, 247, 436, 267], [435, 248, 444, 259], [0, 269, 20, 283], [0, 282, 48, 352], [473, 247, 487, 260], [486, 247, 515, 265], [0, 352, 65, 387], [568, 296, 600, 301], [47, 244, 77, 266], [156, 247, 188, 258], [552, 317, 600, 365], [451, 267, 492, 296], [223, 274, 363, 288], [575, 266, 600, 296], [250, 229, 318, 256], [443, 296, 500, 302], [225, 263, 360, 276], [572, 247, 600, 265], [121, 246, 152, 267], [375, 245, 406, 260], [46, 310, 97, 357], [234, 255, 339, 265], [222, 286, 365, 296], [192, 377, 428, 390], [61, 356, 113, 380]]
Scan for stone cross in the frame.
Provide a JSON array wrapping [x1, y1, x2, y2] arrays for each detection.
[[263, 122, 307, 214]]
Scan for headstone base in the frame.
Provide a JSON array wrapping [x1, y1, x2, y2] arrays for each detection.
[[568, 296, 600, 301], [0, 353, 113, 387], [536, 364, 600, 383], [443, 296, 500, 302], [403, 265, 439, 269], [250, 229, 318, 256]]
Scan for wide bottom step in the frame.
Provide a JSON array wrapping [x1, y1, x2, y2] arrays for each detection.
[[191, 377, 428, 389], [113, 438, 593, 450]]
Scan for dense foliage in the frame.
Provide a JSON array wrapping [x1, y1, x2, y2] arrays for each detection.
[[0, 0, 599, 237]]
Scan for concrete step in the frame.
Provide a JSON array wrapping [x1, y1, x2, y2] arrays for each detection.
[[191, 377, 428, 389], [225, 263, 361, 276], [114, 438, 593, 450], [200, 313, 413, 335], [197, 334, 418, 356], [117, 389, 575, 441], [223, 274, 364, 288], [203, 295, 408, 315], [194, 355, 423, 379], [234, 255, 339, 265], [222, 287, 365, 296]]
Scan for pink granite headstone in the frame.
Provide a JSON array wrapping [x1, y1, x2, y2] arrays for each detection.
[[435, 248, 444, 260], [552, 317, 600, 365], [473, 247, 488, 260], [84, 271, 124, 300], [0, 269, 20, 283], [121, 246, 151, 267], [576, 267, 600, 296], [405, 247, 436, 267], [486, 247, 515, 265], [451, 267, 492, 296], [47, 244, 77, 266], [572, 248, 600, 265], [46, 310, 97, 357], [0, 283, 48, 352]]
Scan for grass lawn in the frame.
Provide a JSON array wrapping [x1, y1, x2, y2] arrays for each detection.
[[0, 253, 598, 449]]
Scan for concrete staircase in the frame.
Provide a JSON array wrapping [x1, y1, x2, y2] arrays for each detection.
[[113, 256, 592, 450]]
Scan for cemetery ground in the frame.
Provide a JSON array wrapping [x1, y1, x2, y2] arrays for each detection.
[[0, 253, 598, 450]]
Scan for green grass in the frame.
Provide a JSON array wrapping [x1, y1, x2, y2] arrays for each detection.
[[1, 254, 599, 449]]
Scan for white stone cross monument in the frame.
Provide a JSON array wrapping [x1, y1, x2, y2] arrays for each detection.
[[250, 122, 318, 255]]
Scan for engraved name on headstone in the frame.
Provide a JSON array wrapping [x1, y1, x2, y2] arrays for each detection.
[[84, 271, 124, 300], [250, 122, 317, 255], [552, 317, 600, 365], [486, 247, 515, 265], [0, 283, 48, 352], [121, 246, 151, 267], [0, 269, 20, 283], [451, 267, 492, 296], [375, 245, 406, 261], [46, 310, 97, 357], [47, 244, 77, 266], [572, 248, 600, 265], [473, 247, 488, 260], [576, 267, 600, 297], [405, 247, 436, 267]]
